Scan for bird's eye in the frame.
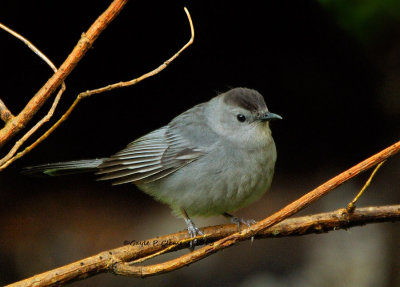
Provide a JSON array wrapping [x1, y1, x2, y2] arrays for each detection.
[[236, 114, 246, 122]]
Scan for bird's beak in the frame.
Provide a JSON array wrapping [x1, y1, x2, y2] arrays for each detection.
[[260, 112, 282, 121]]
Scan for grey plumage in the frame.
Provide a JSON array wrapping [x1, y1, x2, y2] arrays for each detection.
[[96, 125, 204, 185], [24, 87, 281, 241]]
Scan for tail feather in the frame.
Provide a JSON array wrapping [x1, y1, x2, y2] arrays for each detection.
[[22, 158, 105, 176]]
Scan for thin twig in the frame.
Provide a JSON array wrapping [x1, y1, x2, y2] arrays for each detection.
[[0, 22, 66, 168], [6, 204, 400, 287], [0, 0, 129, 148], [347, 160, 386, 212], [0, 22, 58, 71], [73, 7, 194, 98]]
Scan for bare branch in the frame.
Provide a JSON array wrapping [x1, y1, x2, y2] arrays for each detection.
[[0, 0, 129, 148], [75, 7, 195, 98], [6, 204, 400, 286], [0, 7, 194, 171], [0, 84, 65, 169], [0, 22, 66, 167]]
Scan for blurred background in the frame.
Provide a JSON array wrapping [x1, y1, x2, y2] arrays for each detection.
[[0, 0, 399, 286]]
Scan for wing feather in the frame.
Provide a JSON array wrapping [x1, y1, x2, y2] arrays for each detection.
[[98, 164, 163, 180], [97, 125, 205, 184], [111, 168, 171, 185], [97, 156, 162, 169]]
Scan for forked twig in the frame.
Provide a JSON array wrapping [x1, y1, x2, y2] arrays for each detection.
[[346, 160, 386, 212], [0, 86, 65, 170], [0, 22, 66, 168]]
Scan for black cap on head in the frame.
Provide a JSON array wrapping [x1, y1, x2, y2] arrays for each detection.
[[223, 88, 267, 112]]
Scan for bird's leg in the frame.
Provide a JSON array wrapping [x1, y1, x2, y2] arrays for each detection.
[[181, 208, 203, 249], [223, 212, 257, 231]]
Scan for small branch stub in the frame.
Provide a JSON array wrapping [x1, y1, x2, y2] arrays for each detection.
[[346, 160, 386, 213], [0, 98, 14, 123]]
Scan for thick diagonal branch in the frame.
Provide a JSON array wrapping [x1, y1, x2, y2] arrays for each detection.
[[0, 0, 128, 148]]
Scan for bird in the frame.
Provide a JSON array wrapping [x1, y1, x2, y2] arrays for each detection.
[[24, 87, 282, 245]]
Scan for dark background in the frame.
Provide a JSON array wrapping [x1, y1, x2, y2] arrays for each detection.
[[0, 1, 399, 286]]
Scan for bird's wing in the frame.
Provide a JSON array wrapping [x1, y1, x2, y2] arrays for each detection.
[[96, 126, 205, 185]]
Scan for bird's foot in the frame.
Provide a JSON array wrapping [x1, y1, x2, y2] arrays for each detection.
[[231, 217, 257, 230], [184, 217, 203, 249], [223, 212, 256, 231]]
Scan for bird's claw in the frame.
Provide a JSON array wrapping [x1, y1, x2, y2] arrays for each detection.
[[185, 218, 203, 249], [231, 217, 257, 230]]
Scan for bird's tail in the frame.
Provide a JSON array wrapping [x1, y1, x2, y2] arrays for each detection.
[[22, 158, 105, 176]]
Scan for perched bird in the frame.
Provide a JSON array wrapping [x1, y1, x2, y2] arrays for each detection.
[[24, 87, 281, 244]]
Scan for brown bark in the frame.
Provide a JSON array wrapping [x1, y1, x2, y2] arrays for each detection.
[[6, 205, 400, 286]]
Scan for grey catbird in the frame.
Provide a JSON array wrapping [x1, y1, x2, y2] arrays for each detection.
[[24, 87, 281, 243]]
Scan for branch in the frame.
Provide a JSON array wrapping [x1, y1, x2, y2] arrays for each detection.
[[0, 6, 194, 171], [0, 0, 129, 148], [0, 22, 66, 167], [0, 86, 65, 169], [0, 19, 60, 125], [346, 160, 386, 212], [6, 204, 400, 287]]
